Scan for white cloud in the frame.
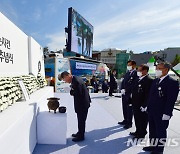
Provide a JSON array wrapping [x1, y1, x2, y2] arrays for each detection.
[[92, 0, 180, 52], [137, 29, 160, 35], [47, 0, 64, 14], [45, 31, 66, 51]]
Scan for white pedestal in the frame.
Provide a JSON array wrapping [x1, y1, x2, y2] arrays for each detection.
[[37, 111, 67, 144], [0, 86, 54, 154]]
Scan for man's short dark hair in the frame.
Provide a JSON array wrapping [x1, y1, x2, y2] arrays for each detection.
[[127, 60, 136, 65], [60, 71, 70, 79], [158, 62, 171, 70], [139, 64, 149, 72]]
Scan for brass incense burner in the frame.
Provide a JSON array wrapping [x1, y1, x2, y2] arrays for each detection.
[[47, 97, 60, 113]]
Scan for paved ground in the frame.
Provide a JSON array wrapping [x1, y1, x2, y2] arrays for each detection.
[[33, 93, 180, 154], [174, 101, 180, 110]]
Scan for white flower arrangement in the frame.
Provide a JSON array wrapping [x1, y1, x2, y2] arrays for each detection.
[[20, 75, 40, 94], [0, 77, 23, 112], [37, 73, 47, 88], [0, 74, 47, 112]]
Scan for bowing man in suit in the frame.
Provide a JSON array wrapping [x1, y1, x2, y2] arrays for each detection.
[[118, 60, 138, 129], [131, 64, 153, 138], [59, 71, 91, 142], [143, 62, 179, 154]]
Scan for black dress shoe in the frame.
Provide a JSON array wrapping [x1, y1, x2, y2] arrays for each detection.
[[123, 125, 132, 129], [118, 120, 126, 125], [72, 133, 79, 137], [72, 134, 77, 137], [143, 146, 155, 151], [129, 132, 138, 136], [72, 137, 84, 142]]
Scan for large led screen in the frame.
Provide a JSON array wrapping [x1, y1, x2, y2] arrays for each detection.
[[68, 7, 93, 58]]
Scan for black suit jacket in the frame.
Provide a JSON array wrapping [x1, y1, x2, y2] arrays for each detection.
[[147, 75, 179, 116], [121, 70, 138, 102], [109, 73, 117, 89], [132, 75, 153, 108], [90, 78, 99, 91], [71, 76, 91, 113]]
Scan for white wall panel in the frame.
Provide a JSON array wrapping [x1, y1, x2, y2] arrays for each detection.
[[0, 12, 29, 76], [28, 37, 45, 77]]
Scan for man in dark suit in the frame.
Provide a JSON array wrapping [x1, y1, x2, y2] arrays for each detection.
[[131, 64, 153, 138], [90, 76, 99, 93], [102, 79, 109, 93], [109, 70, 117, 96], [118, 60, 138, 129], [143, 62, 179, 154], [59, 71, 91, 142]]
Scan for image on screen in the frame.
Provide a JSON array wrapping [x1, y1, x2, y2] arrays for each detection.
[[69, 8, 93, 58]]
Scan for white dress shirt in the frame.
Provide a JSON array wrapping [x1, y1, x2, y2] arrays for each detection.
[[139, 74, 148, 82], [159, 74, 169, 83]]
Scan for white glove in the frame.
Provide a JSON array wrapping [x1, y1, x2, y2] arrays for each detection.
[[130, 93, 132, 98], [121, 89, 125, 95], [162, 114, 170, 120], [140, 106, 147, 112], [144, 107, 147, 111]]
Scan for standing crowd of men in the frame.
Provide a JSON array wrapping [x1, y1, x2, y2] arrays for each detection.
[[59, 60, 179, 154], [118, 60, 179, 154], [89, 70, 117, 95]]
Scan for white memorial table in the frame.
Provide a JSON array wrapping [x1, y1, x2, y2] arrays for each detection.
[[36, 92, 67, 145], [0, 86, 54, 154], [37, 111, 67, 144]]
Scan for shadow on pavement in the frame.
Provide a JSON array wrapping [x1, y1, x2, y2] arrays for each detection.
[[33, 125, 134, 154]]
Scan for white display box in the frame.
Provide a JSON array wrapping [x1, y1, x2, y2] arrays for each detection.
[[37, 111, 67, 144]]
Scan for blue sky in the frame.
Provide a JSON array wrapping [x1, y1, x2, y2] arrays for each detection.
[[1, 0, 180, 53]]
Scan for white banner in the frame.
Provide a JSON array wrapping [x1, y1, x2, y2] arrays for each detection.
[[76, 62, 96, 70], [55, 58, 70, 92]]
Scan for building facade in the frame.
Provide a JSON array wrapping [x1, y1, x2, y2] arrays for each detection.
[[154, 47, 180, 63], [100, 48, 127, 70], [130, 53, 153, 66], [92, 51, 101, 61]]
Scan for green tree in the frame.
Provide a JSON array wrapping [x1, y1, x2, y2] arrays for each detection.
[[43, 47, 49, 59], [172, 54, 180, 66]]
